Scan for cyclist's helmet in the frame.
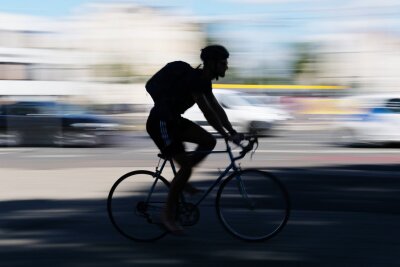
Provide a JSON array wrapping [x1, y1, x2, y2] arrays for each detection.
[[200, 45, 229, 62]]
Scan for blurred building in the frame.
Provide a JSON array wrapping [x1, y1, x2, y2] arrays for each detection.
[[73, 3, 205, 77], [0, 13, 93, 83], [4, 2, 400, 105], [0, 3, 206, 105], [313, 32, 400, 94]]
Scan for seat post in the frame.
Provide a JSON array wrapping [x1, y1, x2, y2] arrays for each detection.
[[155, 154, 169, 175], [169, 159, 178, 176]]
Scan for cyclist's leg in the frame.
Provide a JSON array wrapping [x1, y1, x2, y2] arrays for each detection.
[[179, 117, 216, 166], [178, 118, 216, 193], [147, 115, 214, 233], [162, 152, 193, 233], [146, 112, 186, 233], [147, 116, 192, 233], [161, 120, 215, 233]]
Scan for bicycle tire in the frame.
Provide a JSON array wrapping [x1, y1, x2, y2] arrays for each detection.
[[107, 170, 170, 242], [216, 169, 290, 242]]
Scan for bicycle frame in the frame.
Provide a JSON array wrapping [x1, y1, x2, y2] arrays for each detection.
[[151, 140, 246, 207], [108, 134, 290, 242]]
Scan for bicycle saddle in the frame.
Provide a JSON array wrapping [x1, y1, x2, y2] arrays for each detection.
[[157, 153, 169, 160]]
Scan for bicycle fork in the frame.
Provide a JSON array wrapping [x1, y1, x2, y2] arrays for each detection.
[[227, 146, 256, 210], [234, 174, 256, 210], [138, 160, 168, 224]]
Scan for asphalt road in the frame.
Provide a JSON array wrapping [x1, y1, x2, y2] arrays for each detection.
[[1, 130, 399, 266]]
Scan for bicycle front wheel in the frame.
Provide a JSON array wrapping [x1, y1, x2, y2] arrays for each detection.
[[107, 170, 170, 242], [216, 169, 290, 242]]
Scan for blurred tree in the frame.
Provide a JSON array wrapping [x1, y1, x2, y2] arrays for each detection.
[[92, 63, 136, 83], [291, 42, 318, 84]]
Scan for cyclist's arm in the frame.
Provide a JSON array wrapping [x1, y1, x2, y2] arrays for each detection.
[[205, 92, 237, 135], [192, 92, 229, 139]]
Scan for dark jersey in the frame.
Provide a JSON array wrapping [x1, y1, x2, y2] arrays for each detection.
[[152, 67, 212, 120]]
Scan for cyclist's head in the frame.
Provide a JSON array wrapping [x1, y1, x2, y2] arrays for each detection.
[[200, 44, 229, 80], [200, 45, 229, 62]]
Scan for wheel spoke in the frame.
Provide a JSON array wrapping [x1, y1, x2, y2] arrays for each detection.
[[107, 171, 169, 242], [217, 169, 290, 241]]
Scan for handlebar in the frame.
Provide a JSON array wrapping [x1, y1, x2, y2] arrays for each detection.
[[226, 135, 258, 160], [181, 135, 259, 161], [240, 135, 258, 157]]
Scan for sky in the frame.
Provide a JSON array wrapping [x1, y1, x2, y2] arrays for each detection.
[[2, 0, 400, 31], [2, 1, 400, 41], [1, 0, 399, 20], [1, 0, 400, 75]]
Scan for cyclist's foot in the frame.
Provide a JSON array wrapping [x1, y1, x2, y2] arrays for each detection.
[[184, 183, 204, 196], [161, 218, 185, 236]]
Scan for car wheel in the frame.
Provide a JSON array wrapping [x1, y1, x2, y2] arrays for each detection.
[[335, 128, 357, 147], [53, 131, 102, 147], [0, 131, 23, 146], [247, 121, 271, 137], [53, 131, 65, 147]]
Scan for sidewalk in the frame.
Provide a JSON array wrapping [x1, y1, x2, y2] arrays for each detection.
[[0, 167, 209, 201], [1, 167, 137, 201]]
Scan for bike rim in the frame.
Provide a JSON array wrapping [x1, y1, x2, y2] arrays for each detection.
[[107, 170, 169, 242], [217, 169, 290, 241]]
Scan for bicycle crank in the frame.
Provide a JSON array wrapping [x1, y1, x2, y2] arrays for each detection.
[[177, 202, 200, 226]]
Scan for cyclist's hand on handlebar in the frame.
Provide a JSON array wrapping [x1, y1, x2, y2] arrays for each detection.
[[229, 132, 245, 146]]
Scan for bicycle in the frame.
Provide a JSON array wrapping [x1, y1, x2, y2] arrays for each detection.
[[107, 136, 290, 242]]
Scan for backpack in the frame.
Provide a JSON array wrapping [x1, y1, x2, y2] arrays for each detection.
[[145, 61, 193, 104]]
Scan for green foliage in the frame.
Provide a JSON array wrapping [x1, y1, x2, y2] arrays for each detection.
[[291, 42, 318, 77], [92, 63, 136, 83]]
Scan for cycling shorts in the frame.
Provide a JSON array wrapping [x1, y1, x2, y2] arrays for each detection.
[[146, 109, 196, 158]]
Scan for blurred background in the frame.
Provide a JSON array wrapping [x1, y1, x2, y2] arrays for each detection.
[[1, 1, 400, 266], [0, 0, 399, 146]]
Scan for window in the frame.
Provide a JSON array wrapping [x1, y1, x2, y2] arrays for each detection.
[[6, 105, 39, 115], [386, 98, 400, 113], [0, 63, 29, 80]]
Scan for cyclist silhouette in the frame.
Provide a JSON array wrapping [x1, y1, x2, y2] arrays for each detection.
[[146, 45, 243, 234]]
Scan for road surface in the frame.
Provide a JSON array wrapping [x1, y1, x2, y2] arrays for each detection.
[[1, 130, 399, 266]]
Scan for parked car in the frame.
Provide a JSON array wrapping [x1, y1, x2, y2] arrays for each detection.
[[332, 94, 400, 146], [0, 101, 120, 146], [183, 89, 292, 135]]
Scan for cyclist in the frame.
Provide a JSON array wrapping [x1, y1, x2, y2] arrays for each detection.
[[146, 45, 243, 234]]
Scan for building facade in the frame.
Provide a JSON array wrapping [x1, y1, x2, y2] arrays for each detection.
[[0, 3, 206, 104]]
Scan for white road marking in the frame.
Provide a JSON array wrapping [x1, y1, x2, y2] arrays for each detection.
[[135, 148, 400, 155], [22, 154, 88, 158]]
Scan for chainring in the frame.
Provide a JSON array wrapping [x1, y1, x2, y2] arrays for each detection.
[[177, 202, 200, 226]]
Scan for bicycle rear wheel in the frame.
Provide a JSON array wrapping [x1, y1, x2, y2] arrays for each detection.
[[107, 170, 170, 242], [216, 169, 290, 242]]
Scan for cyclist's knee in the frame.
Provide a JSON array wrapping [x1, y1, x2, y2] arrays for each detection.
[[201, 134, 216, 152], [173, 152, 192, 167], [179, 165, 192, 177], [209, 135, 217, 150]]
